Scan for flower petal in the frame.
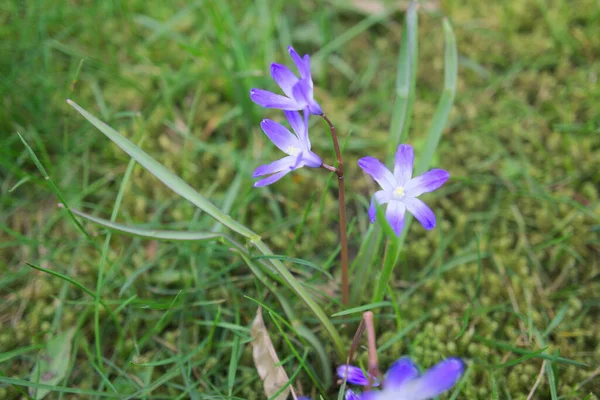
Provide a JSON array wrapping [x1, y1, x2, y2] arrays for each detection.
[[345, 390, 360, 400], [297, 150, 322, 168], [250, 89, 301, 110], [399, 358, 465, 400], [337, 365, 375, 386], [386, 200, 406, 236], [291, 79, 322, 115], [369, 190, 391, 223], [404, 197, 436, 230], [260, 119, 301, 154], [360, 392, 378, 400], [270, 63, 299, 98], [288, 46, 310, 79], [284, 110, 309, 148], [393, 144, 414, 186], [252, 156, 296, 178], [384, 357, 419, 389], [253, 169, 291, 187], [405, 169, 449, 197], [358, 157, 396, 192]]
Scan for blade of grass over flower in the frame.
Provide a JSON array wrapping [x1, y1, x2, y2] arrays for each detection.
[[373, 17, 458, 304], [66, 100, 258, 240], [68, 207, 227, 241], [388, 0, 418, 162], [331, 301, 391, 317]]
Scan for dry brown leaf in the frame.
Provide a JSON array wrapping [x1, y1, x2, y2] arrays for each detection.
[[251, 307, 295, 400], [349, 0, 439, 14]]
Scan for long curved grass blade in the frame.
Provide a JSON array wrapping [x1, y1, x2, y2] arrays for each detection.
[[414, 18, 458, 174], [67, 206, 225, 241], [388, 0, 418, 161], [66, 100, 258, 240], [374, 17, 458, 303]]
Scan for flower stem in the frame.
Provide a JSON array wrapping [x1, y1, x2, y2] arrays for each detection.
[[363, 311, 380, 388], [322, 114, 350, 305]]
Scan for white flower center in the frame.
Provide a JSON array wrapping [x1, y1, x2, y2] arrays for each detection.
[[393, 186, 405, 199], [286, 146, 301, 156]]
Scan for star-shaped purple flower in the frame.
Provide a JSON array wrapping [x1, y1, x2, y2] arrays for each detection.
[[339, 357, 465, 400], [250, 46, 323, 115], [253, 110, 322, 187], [358, 144, 449, 236]]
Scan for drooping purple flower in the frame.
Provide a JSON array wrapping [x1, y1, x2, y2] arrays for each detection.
[[358, 144, 449, 236], [338, 357, 465, 400], [250, 46, 323, 115], [337, 365, 380, 387], [253, 110, 322, 187]]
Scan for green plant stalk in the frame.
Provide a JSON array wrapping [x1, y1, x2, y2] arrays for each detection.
[[373, 18, 457, 303], [321, 114, 350, 306]]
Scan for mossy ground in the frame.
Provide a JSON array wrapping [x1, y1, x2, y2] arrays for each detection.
[[1, 0, 599, 399]]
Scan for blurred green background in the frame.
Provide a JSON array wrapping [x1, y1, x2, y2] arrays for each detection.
[[1, 0, 599, 399]]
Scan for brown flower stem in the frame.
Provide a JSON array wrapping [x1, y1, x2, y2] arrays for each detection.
[[321, 114, 349, 305], [363, 311, 380, 389]]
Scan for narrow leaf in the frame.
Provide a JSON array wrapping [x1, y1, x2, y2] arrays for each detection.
[[68, 206, 225, 241], [66, 100, 258, 240]]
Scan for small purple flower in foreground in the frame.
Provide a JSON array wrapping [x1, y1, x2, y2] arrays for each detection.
[[338, 357, 465, 400], [250, 46, 323, 115], [358, 144, 449, 236], [253, 110, 322, 187]]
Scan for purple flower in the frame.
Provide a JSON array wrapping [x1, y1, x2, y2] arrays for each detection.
[[338, 357, 465, 400], [253, 110, 322, 187], [250, 46, 323, 115], [358, 144, 449, 236]]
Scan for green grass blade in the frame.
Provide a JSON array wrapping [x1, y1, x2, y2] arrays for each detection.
[[66, 100, 258, 240], [68, 207, 226, 241], [388, 0, 418, 161], [0, 376, 118, 398], [331, 302, 391, 317], [414, 17, 458, 174], [373, 17, 458, 303]]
